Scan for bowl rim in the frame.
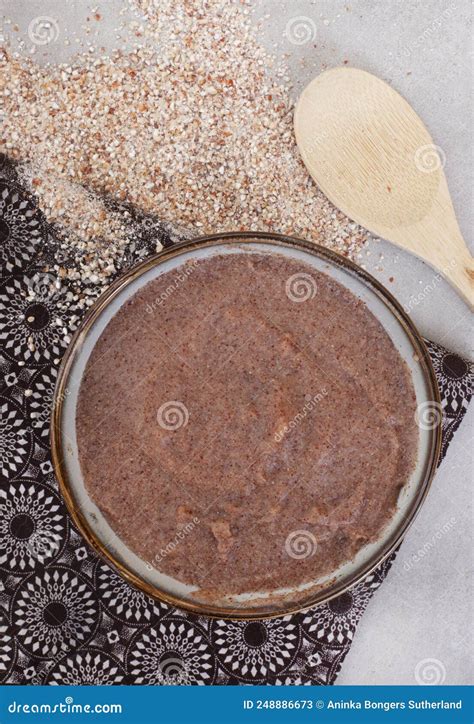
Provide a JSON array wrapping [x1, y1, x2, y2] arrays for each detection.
[[51, 230, 442, 620]]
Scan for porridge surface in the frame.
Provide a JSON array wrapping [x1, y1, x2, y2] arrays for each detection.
[[76, 251, 418, 597]]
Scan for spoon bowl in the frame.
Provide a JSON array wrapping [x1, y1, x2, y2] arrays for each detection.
[[294, 67, 473, 306]]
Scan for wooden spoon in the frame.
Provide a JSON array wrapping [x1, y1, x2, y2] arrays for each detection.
[[294, 67, 473, 307]]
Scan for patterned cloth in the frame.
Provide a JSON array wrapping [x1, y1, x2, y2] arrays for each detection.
[[0, 159, 472, 686]]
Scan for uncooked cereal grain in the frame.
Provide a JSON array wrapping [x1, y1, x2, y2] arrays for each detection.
[[1, 0, 369, 287]]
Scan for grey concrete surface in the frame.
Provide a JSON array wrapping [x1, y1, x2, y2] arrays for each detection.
[[1, 0, 472, 685]]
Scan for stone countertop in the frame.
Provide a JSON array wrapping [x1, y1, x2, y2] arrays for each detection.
[[3, 0, 472, 686]]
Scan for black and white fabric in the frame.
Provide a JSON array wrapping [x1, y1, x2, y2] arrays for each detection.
[[0, 158, 472, 686]]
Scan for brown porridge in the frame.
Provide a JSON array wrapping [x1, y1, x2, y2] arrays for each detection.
[[76, 251, 418, 596]]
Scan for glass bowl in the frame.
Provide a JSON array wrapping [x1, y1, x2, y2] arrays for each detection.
[[51, 232, 441, 619]]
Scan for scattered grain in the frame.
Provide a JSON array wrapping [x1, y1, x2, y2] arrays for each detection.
[[1, 0, 369, 289]]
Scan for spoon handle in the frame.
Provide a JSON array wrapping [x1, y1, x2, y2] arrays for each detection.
[[386, 171, 474, 308], [441, 249, 474, 308], [394, 218, 474, 308]]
